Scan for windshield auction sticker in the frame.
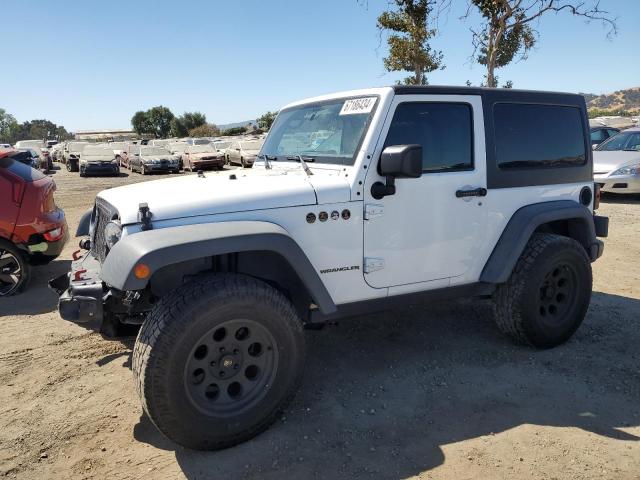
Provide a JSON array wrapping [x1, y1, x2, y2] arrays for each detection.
[[339, 97, 376, 115]]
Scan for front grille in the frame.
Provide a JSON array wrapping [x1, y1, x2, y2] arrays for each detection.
[[91, 198, 119, 263]]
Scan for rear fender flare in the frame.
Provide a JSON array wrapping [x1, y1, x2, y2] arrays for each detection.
[[480, 200, 596, 284]]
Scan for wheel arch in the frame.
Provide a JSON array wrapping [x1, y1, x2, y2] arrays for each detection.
[[102, 221, 337, 315], [480, 200, 597, 284]]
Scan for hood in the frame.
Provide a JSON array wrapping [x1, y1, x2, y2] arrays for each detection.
[[593, 151, 640, 174], [140, 154, 178, 162], [82, 154, 115, 162], [97, 167, 351, 225], [190, 152, 224, 160]]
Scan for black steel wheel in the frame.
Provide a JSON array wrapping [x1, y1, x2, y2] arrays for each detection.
[[133, 274, 305, 450], [184, 319, 279, 416], [493, 233, 592, 348], [538, 262, 578, 321], [0, 243, 29, 296]]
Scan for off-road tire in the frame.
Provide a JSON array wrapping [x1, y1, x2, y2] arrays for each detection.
[[132, 274, 305, 450], [493, 233, 592, 349], [0, 241, 30, 296]]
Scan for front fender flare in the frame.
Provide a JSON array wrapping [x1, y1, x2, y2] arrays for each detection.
[[101, 221, 337, 314], [76, 208, 93, 237]]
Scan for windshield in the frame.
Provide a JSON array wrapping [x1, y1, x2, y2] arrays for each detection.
[[596, 131, 640, 151], [69, 142, 88, 152], [261, 96, 377, 165], [141, 147, 170, 156], [192, 138, 210, 145], [240, 141, 262, 151], [213, 141, 230, 150], [169, 143, 187, 152], [83, 146, 113, 156], [108, 142, 126, 150], [189, 145, 215, 153]]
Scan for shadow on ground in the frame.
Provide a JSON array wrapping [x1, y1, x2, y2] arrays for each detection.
[[601, 192, 640, 204], [0, 259, 70, 316], [129, 291, 640, 479]]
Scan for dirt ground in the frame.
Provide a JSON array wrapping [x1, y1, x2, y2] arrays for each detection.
[[1, 165, 639, 480]]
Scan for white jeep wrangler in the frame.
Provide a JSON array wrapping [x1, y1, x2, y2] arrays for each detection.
[[51, 86, 608, 450]]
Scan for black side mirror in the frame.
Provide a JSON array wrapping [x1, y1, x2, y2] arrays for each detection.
[[371, 144, 422, 199]]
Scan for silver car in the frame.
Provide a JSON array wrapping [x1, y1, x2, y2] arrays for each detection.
[[227, 139, 263, 168], [593, 127, 640, 194], [79, 145, 120, 177]]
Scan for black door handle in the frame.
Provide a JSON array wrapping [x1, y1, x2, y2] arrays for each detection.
[[455, 187, 487, 198]]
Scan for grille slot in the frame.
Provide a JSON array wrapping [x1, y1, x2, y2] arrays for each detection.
[[91, 198, 118, 263]]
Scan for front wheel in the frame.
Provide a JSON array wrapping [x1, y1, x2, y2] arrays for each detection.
[[132, 274, 305, 450], [492, 233, 592, 349], [66, 160, 72, 172], [140, 164, 146, 175]]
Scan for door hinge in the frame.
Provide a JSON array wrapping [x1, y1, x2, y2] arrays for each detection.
[[364, 204, 384, 220], [363, 257, 385, 274]]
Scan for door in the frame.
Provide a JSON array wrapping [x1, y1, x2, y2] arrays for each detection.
[[230, 142, 240, 164], [363, 95, 488, 289]]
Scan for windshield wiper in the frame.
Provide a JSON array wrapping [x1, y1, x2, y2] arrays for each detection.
[[286, 155, 315, 162], [286, 155, 314, 176], [257, 154, 277, 169]]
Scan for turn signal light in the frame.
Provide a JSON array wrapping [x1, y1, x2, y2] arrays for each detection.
[[134, 263, 150, 279]]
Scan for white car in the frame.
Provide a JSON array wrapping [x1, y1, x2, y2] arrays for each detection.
[[593, 127, 640, 194], [63, 141, 90, 172], [105, 141, 128, 160], [53, 86, 607, 451]]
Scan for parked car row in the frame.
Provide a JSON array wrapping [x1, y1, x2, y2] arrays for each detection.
[[38, 135, 265, 177]]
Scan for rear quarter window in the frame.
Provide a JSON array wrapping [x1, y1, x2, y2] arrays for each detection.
[[494, 103, 586, 169], [0, 157, 46, 181]]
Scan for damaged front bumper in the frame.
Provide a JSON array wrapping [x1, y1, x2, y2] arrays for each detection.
[[49, 251, 104, 324]]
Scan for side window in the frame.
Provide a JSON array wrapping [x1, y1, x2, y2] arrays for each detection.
[[607, 129, 619, 138], [494, 103, 586, 169], [384, 102, 473, 172], [590, 129, 605, 142]]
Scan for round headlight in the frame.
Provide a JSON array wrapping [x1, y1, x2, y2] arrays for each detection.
[[104, 221, 122, 249]]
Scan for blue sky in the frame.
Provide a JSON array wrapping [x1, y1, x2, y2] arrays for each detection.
[[2, 0, 638, 131]]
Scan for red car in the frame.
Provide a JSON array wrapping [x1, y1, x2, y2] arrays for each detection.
[[0, 150, 68, 296]]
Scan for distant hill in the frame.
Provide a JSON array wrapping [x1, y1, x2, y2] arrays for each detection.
[[217, 119, 257, 130], [581, 87, 640, 113]]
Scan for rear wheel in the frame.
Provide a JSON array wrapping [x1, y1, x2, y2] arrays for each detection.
[[66, 160, 72, 172], [132, 274, 305, 450], [0, 243, 30, 296], [492, 233, 592, 348]]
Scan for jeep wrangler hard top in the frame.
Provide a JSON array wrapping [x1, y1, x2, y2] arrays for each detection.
[[51, 86, 608, 450]]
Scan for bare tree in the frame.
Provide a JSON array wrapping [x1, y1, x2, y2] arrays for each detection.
[[466, 0, 617, 87], [377, 0, 445, 85]]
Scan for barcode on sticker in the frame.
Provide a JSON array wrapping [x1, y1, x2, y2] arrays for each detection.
[[339, 97, 376, 115]]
